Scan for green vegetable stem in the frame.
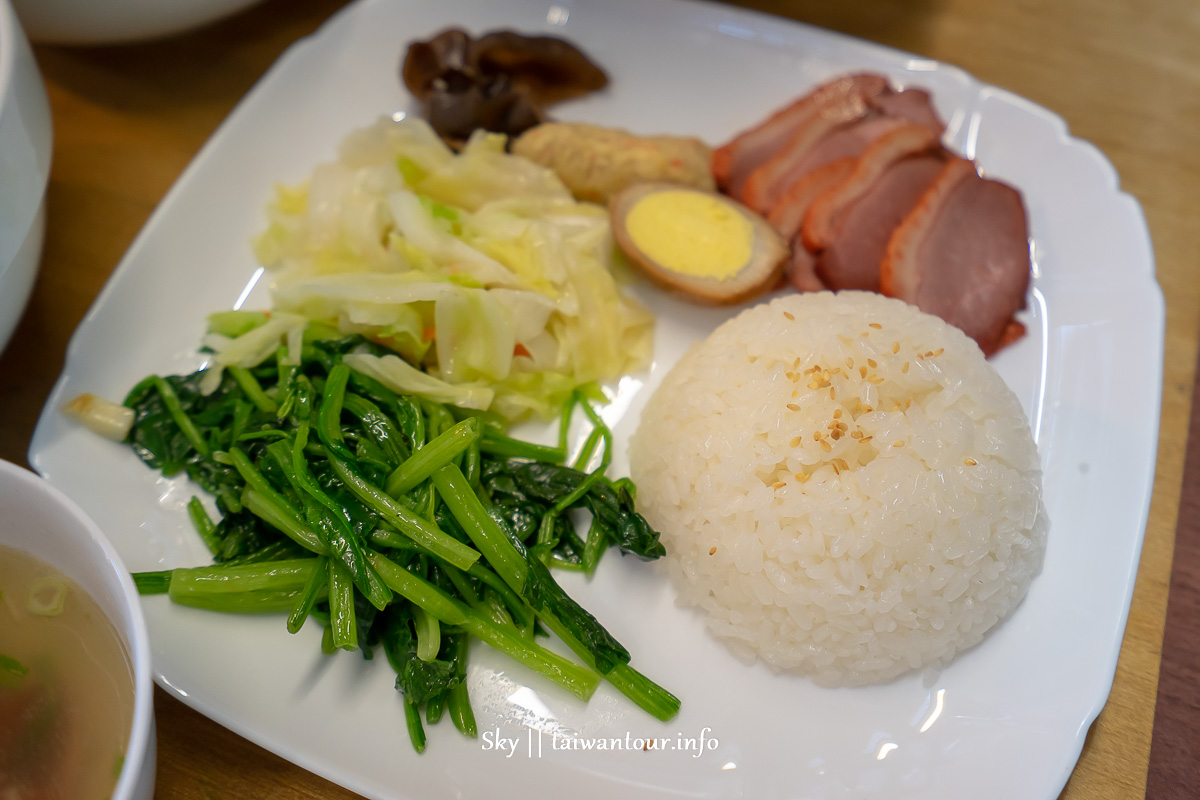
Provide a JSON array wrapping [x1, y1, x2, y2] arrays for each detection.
[[121, 332, 675, 751]]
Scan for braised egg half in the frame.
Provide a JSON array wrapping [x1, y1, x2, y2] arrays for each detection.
[[610, 183, 788, 304]]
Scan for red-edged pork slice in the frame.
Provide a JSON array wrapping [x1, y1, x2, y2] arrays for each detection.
[[803, 123, 941, 251], [811, 153, 947, 292], [799, 124, 945, 292], [740, 110, 899, 214], [881, 158, 1032, 355], [713, 73, 889, 198], [786, 237, 827, 292], [740, 86, 945, 214], [868, 88, 943, 132], [765, 157, 857, 240]]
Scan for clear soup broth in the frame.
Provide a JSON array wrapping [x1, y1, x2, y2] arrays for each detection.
[[0, 543, 135, 800]]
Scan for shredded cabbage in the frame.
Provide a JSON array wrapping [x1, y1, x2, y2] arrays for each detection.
[[342, 352, 494, 411], [198, 311, 308, 394], [252, 116, 653, 419]]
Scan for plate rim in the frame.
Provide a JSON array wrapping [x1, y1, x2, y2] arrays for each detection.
[[29, 0, 1164, 797]]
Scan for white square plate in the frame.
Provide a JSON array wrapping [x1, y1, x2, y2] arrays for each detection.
[[30, 0, 1162, 798]]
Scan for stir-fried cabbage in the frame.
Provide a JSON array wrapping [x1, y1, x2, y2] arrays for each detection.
[[245, 116, 653, 419]]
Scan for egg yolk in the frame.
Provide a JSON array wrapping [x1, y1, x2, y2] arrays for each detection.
[[624, 190, 753, 280]]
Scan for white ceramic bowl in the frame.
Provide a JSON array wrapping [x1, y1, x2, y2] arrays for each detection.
[[10, 0, 264, 45], [0, 458, 156, 800], [0, 0, 51, 355]]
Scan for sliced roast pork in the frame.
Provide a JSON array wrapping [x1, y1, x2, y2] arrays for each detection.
[[869, 88, 943, 133], [766, 157, 857, 240], [738, 85, 945, 214], [767, 158, 855, 292], [712, 73, 889, 199], [880, 159, 1032, 355], [786, 241, 827, 293], [740, 111, 900, 214], [801, 123, 946, 292]]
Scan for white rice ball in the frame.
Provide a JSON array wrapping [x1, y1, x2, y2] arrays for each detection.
[[630, 291, 1047, 686]]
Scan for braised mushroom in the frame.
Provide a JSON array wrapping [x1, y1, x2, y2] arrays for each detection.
[[401, 28, 608, 146]]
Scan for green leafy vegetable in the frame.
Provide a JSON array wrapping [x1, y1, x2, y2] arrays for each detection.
[[110, 332, 675, 751], [0, 654, 29, 687]]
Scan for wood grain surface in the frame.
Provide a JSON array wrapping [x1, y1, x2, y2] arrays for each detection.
[[0, 0, 1196, 797], [1146, 317, 1200, 799]]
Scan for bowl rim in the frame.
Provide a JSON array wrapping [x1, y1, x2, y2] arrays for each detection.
[[7, 0, 266, 46], [0, 0, 54, 271], [0, 457, 155, 799], [0, 0, 17, 113]]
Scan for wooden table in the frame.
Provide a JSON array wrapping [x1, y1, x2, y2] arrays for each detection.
[[1, 0, 1196, 797]]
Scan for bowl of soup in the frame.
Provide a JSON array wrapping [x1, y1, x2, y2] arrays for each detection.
[[0, 458, 155, 800]]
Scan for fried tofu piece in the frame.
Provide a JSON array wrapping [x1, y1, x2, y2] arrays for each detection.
[[512, 122, 714, 203]]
